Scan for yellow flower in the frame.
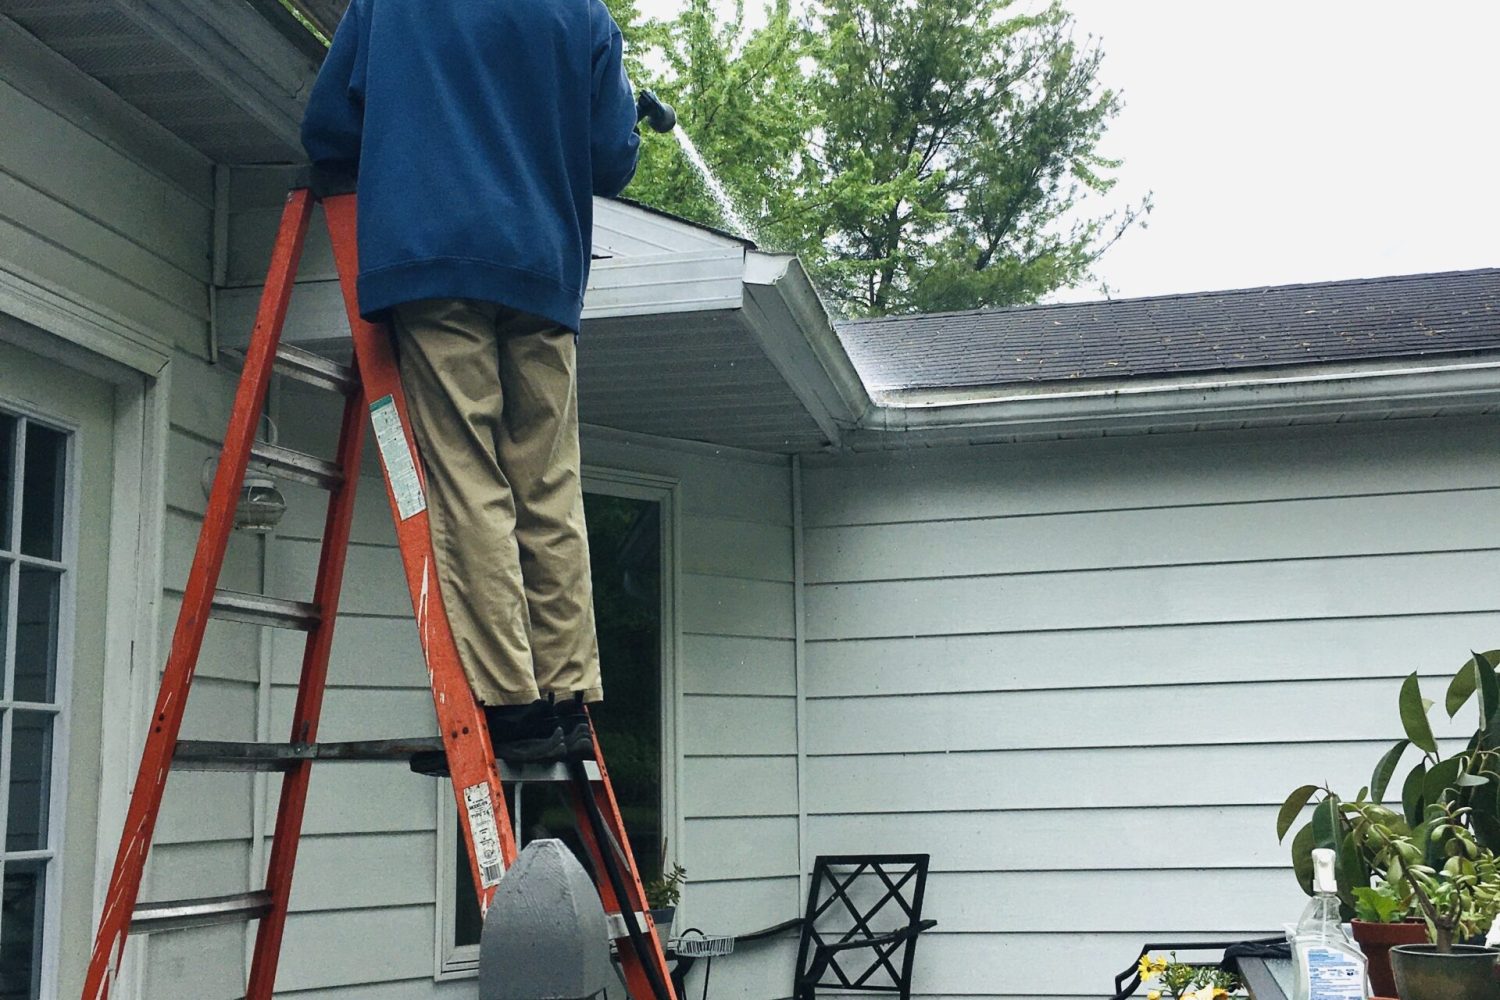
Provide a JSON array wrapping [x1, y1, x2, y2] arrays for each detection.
[[1138, 956, 1155, 979], [1147, 992, 1161, 1000]]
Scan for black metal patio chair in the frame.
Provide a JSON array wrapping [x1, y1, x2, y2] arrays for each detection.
[[729, 853, 937, 1000]]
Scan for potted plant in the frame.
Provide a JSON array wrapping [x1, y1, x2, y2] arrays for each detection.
[[1347, 799, 1500, 1000], [1135, 953, 1245, 1000], [1348, 879, 1428, 997], [1278, 651, 1500, 994], [643, 857, 686, 950]]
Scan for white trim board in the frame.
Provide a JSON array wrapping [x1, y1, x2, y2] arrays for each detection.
[[0, 300, 169, 1000]]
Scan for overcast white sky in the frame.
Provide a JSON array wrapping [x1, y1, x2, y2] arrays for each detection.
[[633, 0, 1500, 301]]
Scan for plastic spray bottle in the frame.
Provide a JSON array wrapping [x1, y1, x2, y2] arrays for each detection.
[[1291, 848, 1368, 1000]]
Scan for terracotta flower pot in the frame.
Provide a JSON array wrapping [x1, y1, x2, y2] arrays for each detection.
[[1351, 919, 1429, 997], [1390, 943, 1500, 1000]]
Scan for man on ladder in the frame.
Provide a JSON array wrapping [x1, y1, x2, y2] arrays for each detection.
[[301, 0, 642, 763], [82, 5, 683, 997]]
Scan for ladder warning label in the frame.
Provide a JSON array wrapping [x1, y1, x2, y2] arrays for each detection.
[[368, 396, 427, 521], [462, 783, 506, 888]]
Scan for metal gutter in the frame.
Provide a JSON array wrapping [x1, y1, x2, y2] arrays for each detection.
[[850, 357, 1500, 445], [743, 252, 875, 447]]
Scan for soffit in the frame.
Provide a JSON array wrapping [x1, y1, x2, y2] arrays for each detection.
[[579, 309, 833, 454], [0, 0, 310, 163]]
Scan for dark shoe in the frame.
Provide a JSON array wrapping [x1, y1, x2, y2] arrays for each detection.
[[554, 692, 595, 760], [485, 699, 565, 763]]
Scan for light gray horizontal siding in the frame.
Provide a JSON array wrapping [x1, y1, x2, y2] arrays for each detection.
[[798, 415, 1500, 1000], [0, 20, 210, 353], [584, 433, 799, 1000], [0, 60, 227, 992], [805, 612, 1500, 698], [802, 417, 1500, 526]]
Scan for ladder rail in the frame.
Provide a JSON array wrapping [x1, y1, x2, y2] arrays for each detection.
[[82, 188, 316, 1000], [567, 718, 679, 1000], [321, 192, 517, 907], [245, 383, 369, 999]]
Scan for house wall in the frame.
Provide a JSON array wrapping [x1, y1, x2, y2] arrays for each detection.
[[798, 415, 1500, 1000], [0, 14, 280, 999]]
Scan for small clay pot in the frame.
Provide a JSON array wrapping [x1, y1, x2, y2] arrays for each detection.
[[1390, 943, 1500, 1000], [1350, 919, 1429, 997]]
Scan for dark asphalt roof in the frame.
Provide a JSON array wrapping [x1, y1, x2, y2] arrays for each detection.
[[835, 269, 1500, 393]]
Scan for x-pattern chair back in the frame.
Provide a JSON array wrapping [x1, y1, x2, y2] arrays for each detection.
[[794, 855, 930, 999]]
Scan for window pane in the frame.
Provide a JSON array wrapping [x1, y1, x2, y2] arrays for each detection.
[[6, 712, 52, 853], [585, 494, 662, 881], [12, 570, 58, 705], [0, 859, 45, 1000], [0, 571, 8, 691], [0, 416, 13, 552], [18, 425, 64, 562], [454, 833, 482, 947]]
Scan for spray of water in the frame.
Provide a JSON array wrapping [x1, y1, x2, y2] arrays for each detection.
[[671, 125, 758, 243]]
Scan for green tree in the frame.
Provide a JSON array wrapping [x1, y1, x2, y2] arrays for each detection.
[[626, 0, 815, 250], [623, 0, 1147, 316]]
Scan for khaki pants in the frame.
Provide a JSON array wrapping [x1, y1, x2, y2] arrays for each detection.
[[391, 298, 602, 706]]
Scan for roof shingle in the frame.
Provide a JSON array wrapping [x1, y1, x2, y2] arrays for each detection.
[[835, 268, 1500, 393]]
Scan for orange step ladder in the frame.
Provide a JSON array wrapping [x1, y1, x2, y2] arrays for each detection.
[[82, 184, 677, 1000]]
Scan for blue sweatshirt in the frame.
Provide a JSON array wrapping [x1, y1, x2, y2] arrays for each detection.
[[301, 0, 641, 332]]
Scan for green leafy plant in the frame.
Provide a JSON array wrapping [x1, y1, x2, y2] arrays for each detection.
[[1352, 880, 1412, 924], [1278, 651, 1500, 932], [617, 0, 1149, 316], [1346, 799, 1500, 952], [644, 860, 686, 911]]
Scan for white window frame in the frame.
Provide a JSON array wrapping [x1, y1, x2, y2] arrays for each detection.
[[0, 401, 81, 1000], [434, 467, 681, 980], [0, 278, 171, 1000]]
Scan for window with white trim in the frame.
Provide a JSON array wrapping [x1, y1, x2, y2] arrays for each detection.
[[437, 485, 671, 977], [0, 411, 69, 1000]]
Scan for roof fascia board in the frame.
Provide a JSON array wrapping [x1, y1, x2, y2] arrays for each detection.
[[583, 247, 745, 320], [742, 252, 874, 448], [595, 199, 746, 256], [868, 353, 1500, 408], [218, 248, 748, 348], [109, 0, 318, 156]]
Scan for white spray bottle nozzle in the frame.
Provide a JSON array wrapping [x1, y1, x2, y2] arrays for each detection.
[[1311, 848, 1338, 894]]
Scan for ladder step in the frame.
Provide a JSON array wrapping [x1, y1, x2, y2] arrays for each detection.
[[174, 738, 447, 771], [273, 344, 356, 394], [210, 590, 319, 631], [220, 345, 356, 395], [607, 911, 660, 942], [131, 891, 272, 935], [249, 441, 343, 490], [500, 759, 602, 784]]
